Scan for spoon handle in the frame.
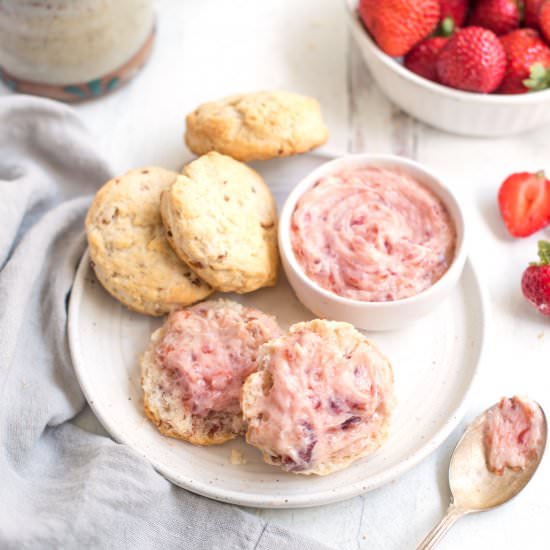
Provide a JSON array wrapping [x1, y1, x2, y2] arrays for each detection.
[[416, 503, 466, 550]]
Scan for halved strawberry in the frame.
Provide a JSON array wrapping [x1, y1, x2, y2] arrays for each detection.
[[498, 171, 550, 237]]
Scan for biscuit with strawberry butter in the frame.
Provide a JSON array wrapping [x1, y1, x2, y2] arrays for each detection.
[[141, 299, 281, 445], [242, 320, 395, 475]]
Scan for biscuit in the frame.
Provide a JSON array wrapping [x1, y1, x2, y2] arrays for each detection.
[[85, 167, 212, 316], [161, 152, 278, 293], [184, 90, 329, 161], [141, 299, 282, 445], [242, 319, 395, 475]]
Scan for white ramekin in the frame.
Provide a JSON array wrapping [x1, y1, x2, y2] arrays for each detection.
[[345, 0, 550, 137], [279, 154, 467, 331]]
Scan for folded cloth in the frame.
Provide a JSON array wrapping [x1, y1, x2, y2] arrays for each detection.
[[0, 96, 331, 550]]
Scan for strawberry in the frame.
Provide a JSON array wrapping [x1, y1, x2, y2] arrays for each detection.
[[439, 0, 469, 26], [538, 1, 550, 44], [469, 0, 523, 35], [524, 0, 545, 28], [521, 240, 550, 317], [404, 37, 448, 81], [498, 171, 550, 237], [499, 29, 550, 93], [358, 0, 440, 57], [436, 27, 507, 92]]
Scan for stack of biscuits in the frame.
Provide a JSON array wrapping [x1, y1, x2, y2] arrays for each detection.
[[85, 90, 329, 315]]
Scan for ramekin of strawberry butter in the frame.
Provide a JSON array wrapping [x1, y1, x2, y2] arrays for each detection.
[[279, 154, 467, 331], [0, 0, 154, 101]]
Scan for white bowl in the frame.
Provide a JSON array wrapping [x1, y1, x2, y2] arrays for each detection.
[[345, 0, 550, 137], [278, 154, 467, 331]]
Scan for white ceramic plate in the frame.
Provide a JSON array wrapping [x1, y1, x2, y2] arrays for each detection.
[[69, 247, 487, 508], [69, 154, 487, 508]]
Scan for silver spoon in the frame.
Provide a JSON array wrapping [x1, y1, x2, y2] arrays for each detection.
[[416, 400, 547, 549]]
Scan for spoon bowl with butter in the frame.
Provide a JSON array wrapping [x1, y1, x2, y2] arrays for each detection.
[[417, 397, 547, 549]]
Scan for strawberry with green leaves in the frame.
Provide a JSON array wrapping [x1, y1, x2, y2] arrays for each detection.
[[405, 2, 460, 82], [436, 27, 507, 92], [498, 171, 550, 237], [439, 0, 469, 27], [499, 29, 550, 93], [358, 0, 440, 57], [522, 241, 550, 317]]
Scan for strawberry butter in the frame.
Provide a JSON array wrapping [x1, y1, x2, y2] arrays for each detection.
[[154, 300, 281, 417], [290, 167, 456, 302], [484, 396, 545, 475]]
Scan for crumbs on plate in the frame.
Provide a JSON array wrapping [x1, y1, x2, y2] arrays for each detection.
[[230, 449, 247, 465]]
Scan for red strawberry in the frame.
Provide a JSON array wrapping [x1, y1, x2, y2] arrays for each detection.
[[436, 27, 507, 92], [521, 240, 550, 317], [404, 37, 448, 81], [498, 171, 550, 237], [469, 0, 523, 35], [358, 0, 440, 57], [538, 1, 550, 43], [439, 0, 469, 26], [524, 0, 545, 28], [499, 29, 550, 93]]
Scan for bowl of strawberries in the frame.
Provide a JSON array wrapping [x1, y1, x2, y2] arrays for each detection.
[[346, 0, 550, 136]]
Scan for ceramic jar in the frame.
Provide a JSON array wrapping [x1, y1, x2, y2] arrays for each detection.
[[0, 0, 155, 101]]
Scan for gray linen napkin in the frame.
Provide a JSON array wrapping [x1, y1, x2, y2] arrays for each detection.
[[0, 96, 331, 550]]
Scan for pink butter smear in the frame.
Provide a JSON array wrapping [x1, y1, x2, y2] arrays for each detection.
[[155, 300, 281, 417], [291, 166, 456, 302], [245, 323, 395, 472], [484, 396, 545, 475]]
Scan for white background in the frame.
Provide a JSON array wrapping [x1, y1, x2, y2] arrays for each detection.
[[1, 1, 548, 548]]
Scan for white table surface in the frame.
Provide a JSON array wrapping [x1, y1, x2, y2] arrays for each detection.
[[2, 1, 548, 548]]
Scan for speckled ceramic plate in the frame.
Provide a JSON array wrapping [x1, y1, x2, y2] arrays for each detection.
[[68, 156, 487, 509]]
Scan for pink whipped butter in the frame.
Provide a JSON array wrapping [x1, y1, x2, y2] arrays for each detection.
[[155, 300, 281, 417], [291, 167, 456, 302], [244, 322, 395, 473], [484, 396, 545, 475]]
